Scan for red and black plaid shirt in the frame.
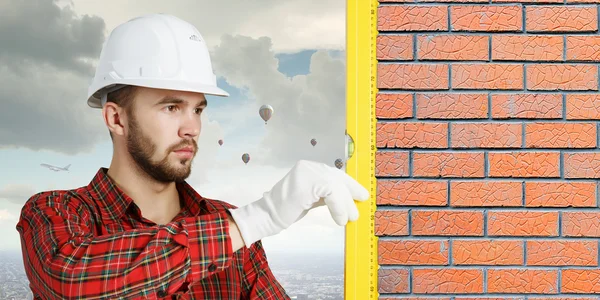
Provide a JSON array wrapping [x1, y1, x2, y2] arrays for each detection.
[[15, 168, 290, 299]]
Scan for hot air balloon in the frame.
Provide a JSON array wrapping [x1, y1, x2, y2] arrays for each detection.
[[218, 139, 223, 146], [334, 158, 344, 169], [242, 153, 250, 165], [259, 104, 273, 124], [310, 138, 317, 147]]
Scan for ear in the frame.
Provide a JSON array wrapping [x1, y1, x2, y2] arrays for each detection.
[[102, 103, 128, 138]]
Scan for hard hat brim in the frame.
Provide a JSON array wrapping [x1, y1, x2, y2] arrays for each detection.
[[87, 79, 230, 109]]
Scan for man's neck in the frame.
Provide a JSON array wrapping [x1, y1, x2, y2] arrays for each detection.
[[106, 161, 182, 225]]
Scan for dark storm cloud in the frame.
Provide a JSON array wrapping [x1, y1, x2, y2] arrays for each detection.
[[0, 0, 105, 76], [0, 0, 109, 154]]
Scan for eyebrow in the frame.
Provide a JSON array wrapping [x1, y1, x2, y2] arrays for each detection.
[[155, 96, 207, 107]]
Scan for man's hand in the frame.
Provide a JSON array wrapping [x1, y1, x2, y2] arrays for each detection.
[[228, 160, 370, 248]]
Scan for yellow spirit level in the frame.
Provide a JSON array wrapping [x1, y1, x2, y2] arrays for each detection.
[[345, 0, 379, 299]]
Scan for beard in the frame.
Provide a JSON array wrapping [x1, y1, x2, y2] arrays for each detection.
[[126, 113, 197, 183]]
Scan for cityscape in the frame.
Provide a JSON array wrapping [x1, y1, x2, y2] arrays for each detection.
[[0, 250, 345, 300]]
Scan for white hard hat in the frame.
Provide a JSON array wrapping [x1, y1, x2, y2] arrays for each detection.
[[87, 13, 229, 109]]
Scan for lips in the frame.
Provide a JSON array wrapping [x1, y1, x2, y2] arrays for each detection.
[[174, 147, 194, 152], [173, 146, 195, 159]]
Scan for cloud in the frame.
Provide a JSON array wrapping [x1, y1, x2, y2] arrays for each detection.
[[261, 222, 345, 255], [234, 1, 346, 53], [67, 0, 345, 53], [0, 63, 109, 154], [0, 0, 108, 154], [0, 206, 23, 251], [192, 163, 287, 207], [0, 209, 18, 223], [210, 35, 347, 168], [185, 112, 225, 184], [203, 98, 258, 138], [0, 184, 38, 205], [0, 0, 105, 76]]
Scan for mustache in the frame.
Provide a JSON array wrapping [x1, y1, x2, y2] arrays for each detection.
[[169, 140, 198, 152]]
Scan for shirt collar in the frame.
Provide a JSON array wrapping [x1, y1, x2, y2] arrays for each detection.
[[87, 168, 205, 223]]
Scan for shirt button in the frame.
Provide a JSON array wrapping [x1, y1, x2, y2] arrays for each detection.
[[208, 263, 217, 272]]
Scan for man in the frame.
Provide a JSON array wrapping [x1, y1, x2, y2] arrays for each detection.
[[15, 13, 369, 300]]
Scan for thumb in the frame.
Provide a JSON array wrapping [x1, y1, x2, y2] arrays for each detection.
[[346, 195, 360, 222], [333, 168, 370, 201], [322, 181, 353, 226]]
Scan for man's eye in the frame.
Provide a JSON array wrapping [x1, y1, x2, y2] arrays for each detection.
[[195, 108, 203, 114], [166, 105, 177, 111]]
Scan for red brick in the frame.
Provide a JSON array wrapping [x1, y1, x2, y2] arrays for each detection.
[[376, 151, 410, 177], [451, 181, 522, 207], [562, 270, 600, 293], [563, 212, 600, 237], [377, 180, 448, 206], [379, 240, 449, 265], [418, 35, 489, 60], [565, 153, 600, 178], [457, 298, 525, 300], [488, 269, 558, 293], [530, 298, 597, 300], [377, 122, 448, 148], [379, 64, 449, 89], [491, 94, 563, 119], [377, 35, 413, 60], [567, 36, 600, 61], [493, 0, 561, 3], [527, 240, 597, 266], [376, 93, 413, 119], [381, 298, 452, 300], [452, 123, 522, 148], [493, 35, 563, 61], [379, 6, 448, 31], [453, 240, 523, 265], [416, 93, 488, 119], [452, 64, 523, 89], [525, 181, 596, 207], [381, 0, 487, 2], [566, 94, 600, 119], [567, 0, 600, 3], [413, 152, 484, 177], [525, 122, 597, 148], [527, 64, 598, 91], [375, 210, 409, 236], [378, 268, 409, 293], [412, 269, 484, 293], [451, 5, 522, 31], [412, 210, 484, 236], [488, 211, 559, 236], [488, 152, 560, 178], [526, 6, 598, 32]]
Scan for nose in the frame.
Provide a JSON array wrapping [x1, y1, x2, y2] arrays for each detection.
[[179, 111, 201, 138]]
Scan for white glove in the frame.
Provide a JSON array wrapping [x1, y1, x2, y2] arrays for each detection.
[[228, 160, 370, 248]]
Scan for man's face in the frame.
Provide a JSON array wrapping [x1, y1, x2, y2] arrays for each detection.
[[124, 87, 206, 183]]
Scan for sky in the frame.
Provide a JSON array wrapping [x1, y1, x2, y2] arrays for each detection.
[[0, 0, 351, 259]]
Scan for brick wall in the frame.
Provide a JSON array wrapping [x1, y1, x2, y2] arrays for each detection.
[[374, 0, 600, 298]]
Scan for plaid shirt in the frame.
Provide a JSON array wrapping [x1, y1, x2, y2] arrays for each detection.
[[16, 168, 291, 299]]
